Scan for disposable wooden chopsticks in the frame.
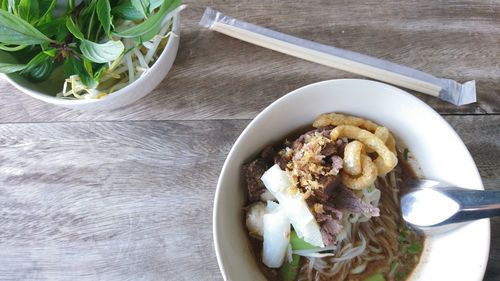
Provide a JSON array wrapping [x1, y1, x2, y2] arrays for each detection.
[[199, 7, 476, 105]]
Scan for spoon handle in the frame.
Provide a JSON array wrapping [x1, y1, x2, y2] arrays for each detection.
[[445, 189, 500, 223]]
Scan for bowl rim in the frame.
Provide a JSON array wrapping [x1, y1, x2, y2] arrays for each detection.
[[2, 14, 180, 105], [213, 78, 490, 281]]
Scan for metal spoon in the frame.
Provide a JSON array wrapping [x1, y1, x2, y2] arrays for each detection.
[[400, 179, 500, 234]]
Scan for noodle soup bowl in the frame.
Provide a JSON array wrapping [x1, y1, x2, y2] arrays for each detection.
[[214, 79, 489, 281]]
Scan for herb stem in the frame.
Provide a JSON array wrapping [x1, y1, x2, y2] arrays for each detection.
[[87, 10, 95, 39], [0, 44, 28, 52], [95, 25, 102, 42], [68, 0, 76, 12]]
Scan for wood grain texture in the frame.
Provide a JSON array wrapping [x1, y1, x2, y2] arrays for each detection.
[[0, 117, 498, 280], [0, 120, 246, 281], [447, 115, 500, 281], [0, 0, 499, 122], [0, 1, 498, 280]]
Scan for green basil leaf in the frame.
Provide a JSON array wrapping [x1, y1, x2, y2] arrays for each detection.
[[26, 58, 54, 81], [43, 48, 57, 57], [0, 62, 26, 73], [96, 0, 111, 37], [113, 0, 178, 39], [21, 52, 50, 73], [112, 4, 142, 20], [112, 0, 163, 20], [133, 19, 161, 43], [64, 56, 96, 88], [63, 56, 77, 77], [83, 57, 93, 76], [150, 0, 164, 10], [0, 9, 53, 45], [93, 65, 105, 81], [80, 39, 124, 63], [38, 17, 67, 39], [66, 16, 85, 40], [79, 0, 97, 17], [39, 0, 55, 14], [20, 52, 54, 82], [131, 0, 149, 19], [37, 0, 57, 25], [18, 0, 39, 24], [1, 0, 8, 11]]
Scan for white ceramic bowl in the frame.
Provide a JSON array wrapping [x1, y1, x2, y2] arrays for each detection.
[[0, 15, 180, 111], [214, 79, 490, 281]]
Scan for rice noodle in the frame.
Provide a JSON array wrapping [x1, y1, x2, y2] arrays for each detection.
[[331, 233, 366, 262], [293, 244, 338, 255], [350, 261, 367, 274], [296, 171, 410, 280]]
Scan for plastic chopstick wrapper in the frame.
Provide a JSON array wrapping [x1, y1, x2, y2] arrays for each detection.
[[199, 8, 476, 105]]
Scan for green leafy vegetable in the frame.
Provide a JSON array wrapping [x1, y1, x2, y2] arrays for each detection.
[[80, 39, 124, 63], [113, 0, 179, 39], [407, 241, 422, 254], [85, 3, 97, 39], [20, 52, 53, 81], [290, 231, 316, 250], [279, 254, 300, 281], [37, 0, 57, 25], [1, 0, 8, 11], [0, 62, 26, 73], [363, 273, 386, 281], [112, 3, 144, 20], [83, 58, 94, 76], [66, 16, 85, 40], [96, 0, 112, 37], [26, 58, 53, 81], [403, 148, 409, 161], [131, 0, 150, 19], [0, 9, 53, 45], [37, 17, 67, 39], [18, 0, 40, 24], [113, 0, 163, 20], [0, 0, 181, 99], [64, 56, 96, 88], [43, 48, 57, 57], [389, 261, 399, 277]]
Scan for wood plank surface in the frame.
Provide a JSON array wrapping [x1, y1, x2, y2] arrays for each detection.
[[0, 120, 243, 281], [0, 0, 499, 122], [0, 0, 498, 280], [0, 117, 498, 280]]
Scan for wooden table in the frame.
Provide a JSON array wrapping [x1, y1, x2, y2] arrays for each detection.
[[0, 1, 498, 280]]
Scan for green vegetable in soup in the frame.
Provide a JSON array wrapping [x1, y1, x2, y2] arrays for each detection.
[[279, 254, 300, 281], [363, 273, 385, 281], [290, 230, 316, 250]]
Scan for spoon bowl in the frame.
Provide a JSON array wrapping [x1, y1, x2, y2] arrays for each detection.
[[401, 179, 500, 234]]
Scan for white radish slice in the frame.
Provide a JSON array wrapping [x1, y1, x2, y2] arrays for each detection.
[[262, 201, 290, 268], [261, 164, 324, 248]]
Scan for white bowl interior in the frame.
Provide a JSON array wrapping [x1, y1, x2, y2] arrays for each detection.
[[214, 79, 490, 281], [0, 15, 180, 111]]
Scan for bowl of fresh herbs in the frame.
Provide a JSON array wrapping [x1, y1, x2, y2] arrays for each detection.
[[0, 0, 183, 110]]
